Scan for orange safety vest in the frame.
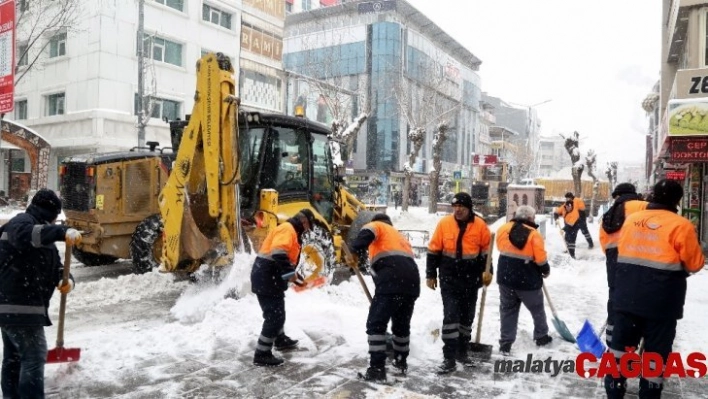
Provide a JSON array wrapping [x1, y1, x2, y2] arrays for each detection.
[[573, 197, 586, 212], [361, 221, 414, 263], [599, 200, 648, 252], [428, 215, 491, 259], [496, 221, 548, 265], [257, 222, 300, 265], [618, 209, 705, 274], [555, 201, 579, 226]]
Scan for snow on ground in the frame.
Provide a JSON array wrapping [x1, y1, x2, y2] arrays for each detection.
[[0, 205, 705, 397]]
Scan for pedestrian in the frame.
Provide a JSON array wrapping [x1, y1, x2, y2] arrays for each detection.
[[605, 179, 705, 398], [250, 209, 316, 367], [350, 213, 420, 382], [553, 198, 580, 258], [565, 192, 594, 249], [496, 205, 552, 355], [426, 192, 492, 374], [598, 182, 647, 347], [0, 188, 82, 399]]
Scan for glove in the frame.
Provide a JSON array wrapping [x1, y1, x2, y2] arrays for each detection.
[[540, 264, 551, 278], [57, 280, 74, 294], [482, 271, 493, 286], [553, 213, 559, 221], [542, 270, 550, 278], [290, 272, 306, 287], [65, 228, 82, 246], [426, 278, 437, 290]]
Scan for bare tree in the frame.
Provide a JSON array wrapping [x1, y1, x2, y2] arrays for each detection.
[[506, 137, 536, 182], [15, 0, 82, 85], [605, 162, 618, 191], [393, 56, 458, 211], [585, 149, 599, 220], [428, 123, 449, 213], [561, 131, 584, 196]]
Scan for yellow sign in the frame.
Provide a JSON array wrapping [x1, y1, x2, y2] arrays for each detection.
[[242, 0, 285, 19], [241, 26, 282, 61], [96, 194, 104, 210], [668, 99, 708, 136]]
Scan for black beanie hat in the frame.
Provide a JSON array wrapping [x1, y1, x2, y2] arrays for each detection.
[[651, 179, 683, 207], [451, 192, 473, 210], [371, 213, 392, 225], [612, 182, 636, 197], [565, 192, 574, 199], [31, 188, 62, 217]]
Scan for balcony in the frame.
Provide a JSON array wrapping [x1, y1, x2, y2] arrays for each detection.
[[666, 0, 704, 62]]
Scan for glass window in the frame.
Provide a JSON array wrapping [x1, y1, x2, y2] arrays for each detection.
[[17, 43, 28, 66], [202, 4, 232, 29], [16, 0, 29, 12], [140, 34, 183, 66], [303, 0, 311, 11], [312, 134, 334, 221], [154, 0, 183, 11], [14, 100, 27, 120], [49, 33, 66, 58], [46, 93, 65, 116], [134, 94, 181, 120]]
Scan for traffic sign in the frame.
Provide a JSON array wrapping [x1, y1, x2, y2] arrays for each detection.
[[453, 171, 461, 180]]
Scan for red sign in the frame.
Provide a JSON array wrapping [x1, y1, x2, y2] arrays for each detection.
[[473, 154, 498, 166], [669, 137, 708, 162], [0, 0, 14, 114], [665, 170, 687, 180]]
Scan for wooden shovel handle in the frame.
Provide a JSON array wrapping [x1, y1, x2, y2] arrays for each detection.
[[56, 245, 72, 349], [474, 233, 495, 344], [342, 242, 373, 303]]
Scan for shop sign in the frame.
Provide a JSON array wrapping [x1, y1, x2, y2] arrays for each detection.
[[668, 99, 708, 137], [669, 137, 708, 162], [0, 0, 14, 114], [358, 1, 396, 13], [665, 170, 687, 180], [473, 154, 498, 166]]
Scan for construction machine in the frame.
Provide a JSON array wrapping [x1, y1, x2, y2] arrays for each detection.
[[60, 53, 372, 282]]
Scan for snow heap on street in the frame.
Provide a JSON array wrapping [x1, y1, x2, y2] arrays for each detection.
[[0, 205, 701, 398]]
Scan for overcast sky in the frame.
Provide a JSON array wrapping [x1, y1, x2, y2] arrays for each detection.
[[406, 0, 660, 167]]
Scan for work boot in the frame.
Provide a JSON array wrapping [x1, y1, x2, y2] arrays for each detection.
[[253, 351, 284, 367], [274, 334, 298, 350], [362, 366, 386, 382], [535, 335, 553, 347], [588, 241, 594, 249], [391, 355, 407, 374], [455, 345, 474, 367], [436, 358, 456, 374], [499, 342, 512, 356]]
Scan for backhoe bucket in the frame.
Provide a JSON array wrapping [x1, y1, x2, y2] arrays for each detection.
[[180, 199, 214, 261]]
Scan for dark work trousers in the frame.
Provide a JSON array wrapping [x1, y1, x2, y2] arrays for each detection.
[[498, 284, 548, 345], [563, 223, 580, 258], [605, 248, 619, 347], [255, 295, 286, 354], [578, 217, 593, 246], [1, 326, 47, 399], [441, 286, 478, 359], [366, 294, 416, 368], [604, 311, 676, 399]]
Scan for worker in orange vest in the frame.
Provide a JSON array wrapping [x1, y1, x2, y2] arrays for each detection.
[[350, 213, 420, 382], [427, 192, 492, 374], [605, 179, 705, 398], [565, 192, 594, 249], [553, 198, 580, 258], [599, 182, 648, 347]]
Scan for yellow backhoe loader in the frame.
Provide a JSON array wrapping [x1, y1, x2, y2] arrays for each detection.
[[60, 53, 374, 283]]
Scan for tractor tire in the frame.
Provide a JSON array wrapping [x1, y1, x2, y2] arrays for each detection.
[[300, 223, 336, 283], [72, 247, 118, 267], [129, 214, 164, 274], [346, 210, 378, 273]]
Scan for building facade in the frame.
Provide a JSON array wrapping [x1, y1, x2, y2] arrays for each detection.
[[658, 0, 708, 241], [283, 0, 482, 204], [3, 0, 286, 194], [537, 135, 571, 177]]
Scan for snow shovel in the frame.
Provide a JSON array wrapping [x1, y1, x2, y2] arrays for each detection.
[[341, 242, 373, 302], [576, 319, 605, 358], [469, 233, 495, 360], [542, 284, 576, 343], [47, 245, 81, 363]]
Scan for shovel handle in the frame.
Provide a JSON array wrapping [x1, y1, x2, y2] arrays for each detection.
[[56, 245, 72, 349], [474, 233, 495, 344], [542, 284, 559, 317], [342, 243, 373, 303]]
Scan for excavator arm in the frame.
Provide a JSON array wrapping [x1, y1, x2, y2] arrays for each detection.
[[158, 53, 241, 272]]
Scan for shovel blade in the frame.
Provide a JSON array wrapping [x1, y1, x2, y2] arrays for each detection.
[[291, 276, 327, 293], [552, 317, 576, 343], [47, 347, 81, 363], [468, 342, 493, 361]]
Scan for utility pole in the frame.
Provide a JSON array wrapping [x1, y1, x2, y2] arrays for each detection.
[[137, 0, 145, 148]]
